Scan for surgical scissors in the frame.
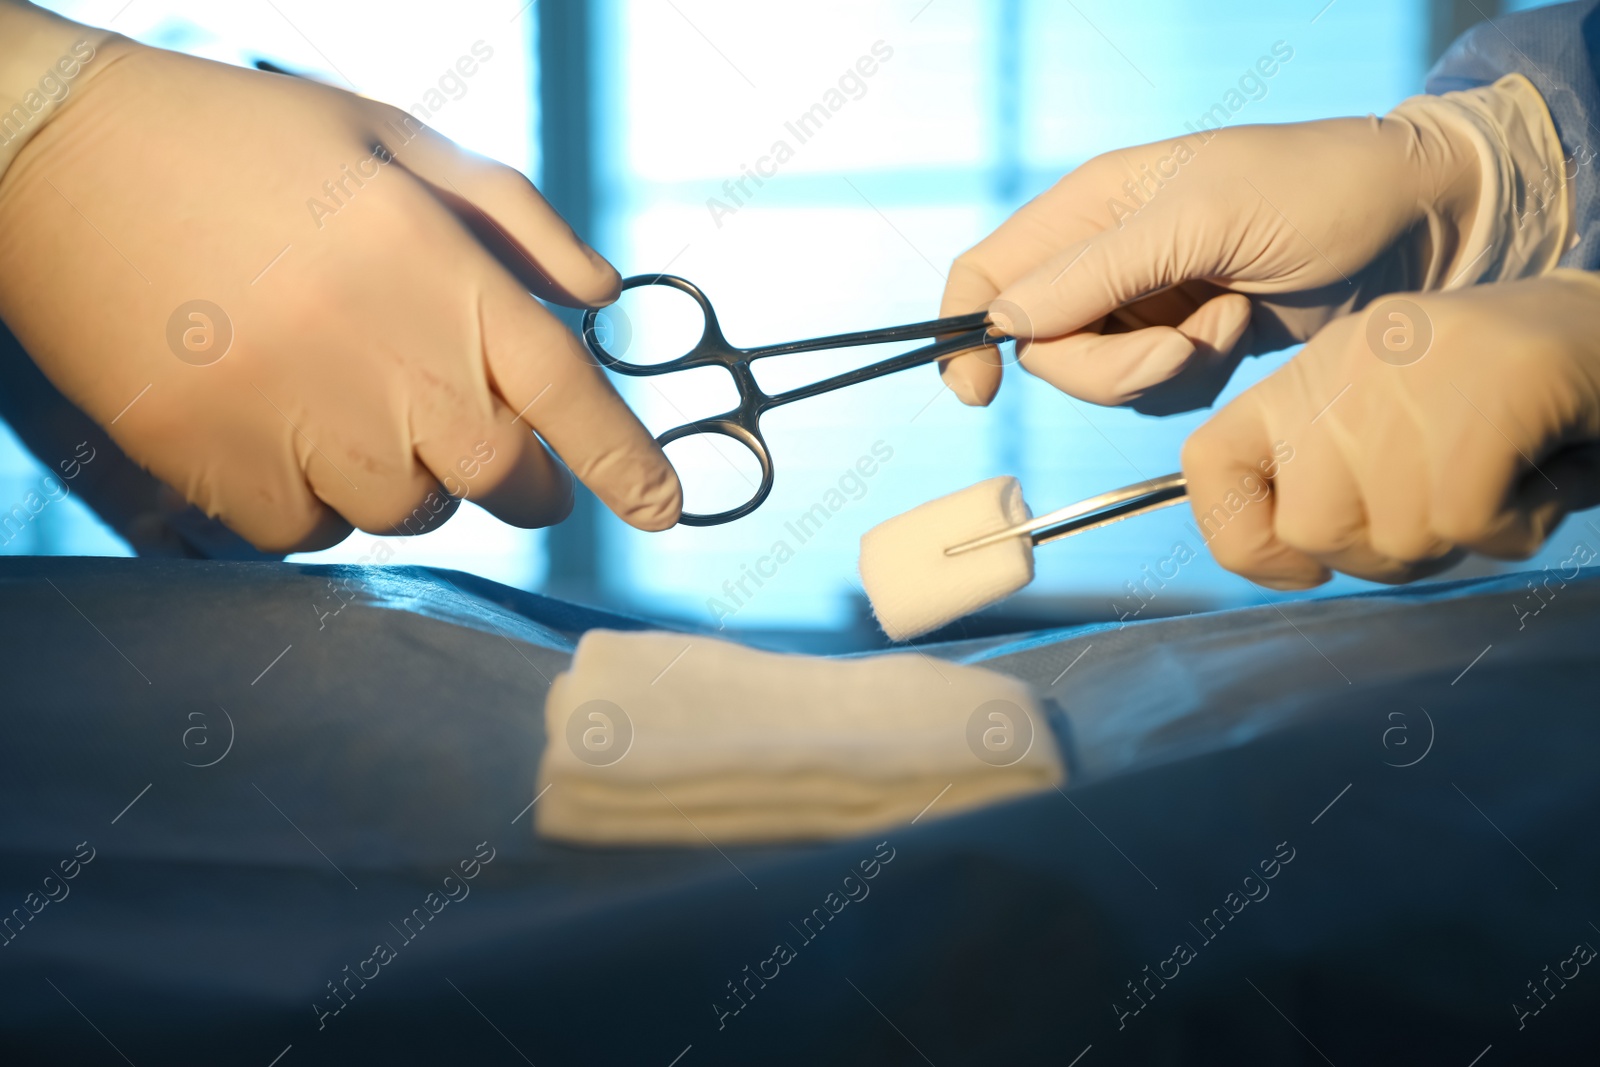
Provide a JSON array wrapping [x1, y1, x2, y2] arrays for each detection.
[[582, 274, 1007, 526]]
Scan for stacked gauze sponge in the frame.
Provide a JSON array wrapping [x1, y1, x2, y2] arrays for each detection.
[[860, 475, 1035, 641], [536, 629, 1063, 846]]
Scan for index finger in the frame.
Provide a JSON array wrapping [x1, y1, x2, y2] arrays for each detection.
[[479, 271, 682, 531], [373, 104, 622, 309], [938, 150, 1144, 404], [1181, 388, 1329, 590]]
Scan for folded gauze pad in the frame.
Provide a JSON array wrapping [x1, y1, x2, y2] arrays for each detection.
[[535, 629, 1063, 846], [859, 475, 1035, 641]]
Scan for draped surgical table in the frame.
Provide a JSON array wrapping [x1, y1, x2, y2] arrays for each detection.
[[1, 557, 1596, 1064]]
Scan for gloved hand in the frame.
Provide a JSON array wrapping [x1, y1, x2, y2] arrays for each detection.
[[939, 75, 1572, 415], [0, 5, 680, 552], [1181, 270, 1600, 589]]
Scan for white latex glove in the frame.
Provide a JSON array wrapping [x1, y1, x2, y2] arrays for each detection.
[[1182, 270, 1600, 589], [940, 75, 1571, 415], [0, 4, 681, 552]]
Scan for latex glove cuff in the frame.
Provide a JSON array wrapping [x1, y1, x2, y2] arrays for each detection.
[[1388, 72, 1571, 292]]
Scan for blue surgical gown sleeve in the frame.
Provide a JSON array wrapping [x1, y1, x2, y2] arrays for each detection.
[[1428, 0, 1600, 268]]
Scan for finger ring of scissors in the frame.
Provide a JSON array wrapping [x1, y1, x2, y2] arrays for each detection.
[[581, 273, 1007, 526]]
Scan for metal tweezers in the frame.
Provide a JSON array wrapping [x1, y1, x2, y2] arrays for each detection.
[[944, 472, 1188, 556]]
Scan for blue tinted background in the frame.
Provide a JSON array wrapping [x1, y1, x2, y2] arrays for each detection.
[[8, 0, 1585, 637]]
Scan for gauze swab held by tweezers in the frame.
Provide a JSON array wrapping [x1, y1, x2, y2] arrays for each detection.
[[859, 473, 1187, 641]]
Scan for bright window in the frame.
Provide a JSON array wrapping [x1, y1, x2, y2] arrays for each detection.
[[591, 0, 1435, 629], [5, 0, 1590, 637]]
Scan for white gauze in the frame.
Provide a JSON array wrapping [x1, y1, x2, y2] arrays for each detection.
[[535, 629, 1063, 846], [859, 476, 1035, 641]]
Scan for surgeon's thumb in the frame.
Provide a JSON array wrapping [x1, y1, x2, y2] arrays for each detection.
[[376, 106, 621, 308], [937, 256, 1005, 406], [988, 210, 1217, 343]]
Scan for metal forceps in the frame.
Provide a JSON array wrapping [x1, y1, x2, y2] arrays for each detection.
[[582, 274, 1007, 526], [945, 472, 1189, 555]]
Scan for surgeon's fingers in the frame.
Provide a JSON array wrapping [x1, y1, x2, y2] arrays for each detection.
[[1020, 328, 1194, 406], [479, 272, 682, 531], [1270, 420, 1428, 584], [944, 144, 1173, 308], [414, 395, 575, 530], [379, 107, 621, 308], [280, 506, 355, 554], [1019, 292, 1251, 407], [937, 153, 1148, 405], [989, 195, 1242, 345], [1437, 432, 1600, 560], [939, 133, 1257, 408], [1350, 403, 1455, 566], [1489, 443, 1600, 554], [1182, 392, 1329, 590], [937, 254, 1005, 406], [299, 418, 453, 538], [209, 458, 353, 554]]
